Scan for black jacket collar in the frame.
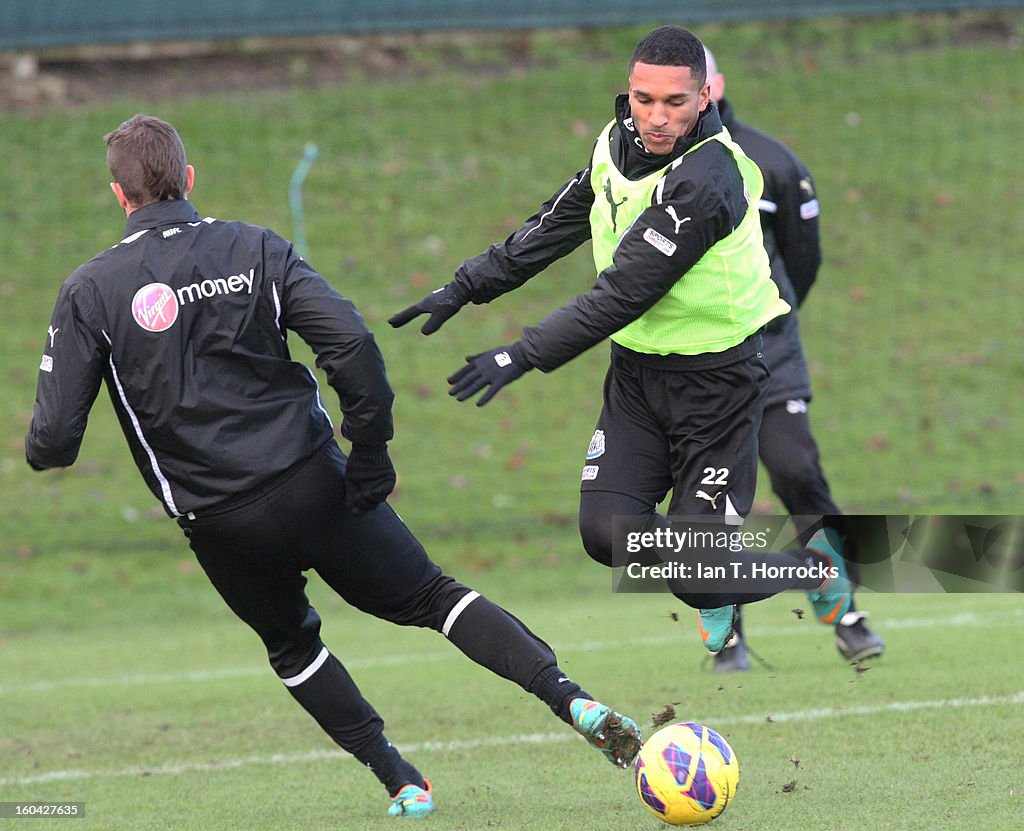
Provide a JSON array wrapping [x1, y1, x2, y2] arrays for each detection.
[[124, 199, 202, 236]]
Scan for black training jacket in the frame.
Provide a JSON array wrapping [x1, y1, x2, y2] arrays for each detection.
[[719, 98, 821, 406], [25, 199, 393, 517], [451, 97, 760, 372]]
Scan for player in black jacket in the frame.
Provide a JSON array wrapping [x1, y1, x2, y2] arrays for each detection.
[[704, 48, 885, 669], [25, 115, 642, 818]]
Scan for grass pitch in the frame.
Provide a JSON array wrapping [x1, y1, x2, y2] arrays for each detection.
[[2, 583, 1023, 830], [1, 12, 1023, 831]]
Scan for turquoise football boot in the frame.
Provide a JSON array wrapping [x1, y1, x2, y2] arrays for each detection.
[[569, 698, 642, 768], [387, 780, 433, 818], [697, 604, 737, 654], [804, 527, 853, 625]]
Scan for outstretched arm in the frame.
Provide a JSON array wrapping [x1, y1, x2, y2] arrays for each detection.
[[452, 166, 596, 303], [389, 164, 596, 334]]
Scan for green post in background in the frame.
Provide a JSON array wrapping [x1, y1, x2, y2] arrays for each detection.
[[289, 142, 319, 260]]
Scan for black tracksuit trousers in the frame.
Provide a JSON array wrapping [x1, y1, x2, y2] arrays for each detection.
[[178, 441, 568, 758]]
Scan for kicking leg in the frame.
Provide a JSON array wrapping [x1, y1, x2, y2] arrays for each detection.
[[659, 357, 850, 650], [308, 493, 641, 769], [181, 503, 426, 805]]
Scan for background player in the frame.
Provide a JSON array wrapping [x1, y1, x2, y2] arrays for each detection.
[[703, 45, 885, 670]]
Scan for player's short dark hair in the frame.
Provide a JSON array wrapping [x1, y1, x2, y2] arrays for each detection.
[[105, 115, 189, 207], [630, 26, 707, 86]]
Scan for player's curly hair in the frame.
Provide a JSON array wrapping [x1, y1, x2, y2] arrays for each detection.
[[630, 26, 707, 85], [105, 114, 189, 208]]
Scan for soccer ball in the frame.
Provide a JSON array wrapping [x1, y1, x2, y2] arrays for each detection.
[[634, 722, 739, 825]]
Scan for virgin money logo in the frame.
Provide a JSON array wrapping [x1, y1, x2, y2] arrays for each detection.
[[132, 283, 179, 332]]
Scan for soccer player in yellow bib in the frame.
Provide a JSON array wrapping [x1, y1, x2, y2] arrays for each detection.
[[391, 26, 852, 655]]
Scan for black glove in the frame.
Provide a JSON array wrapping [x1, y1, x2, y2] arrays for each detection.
[[447, 343, 530, 406], [344, 444, 396, 514], [388, 282, 469, 335]]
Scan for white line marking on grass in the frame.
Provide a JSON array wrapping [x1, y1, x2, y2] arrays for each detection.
[[2, 609, 1021, 696], [717, 690, 1024, 726], [0, 733, 572, 786], [3, 691, 1022, 787], [0, 654, 452, 695]]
